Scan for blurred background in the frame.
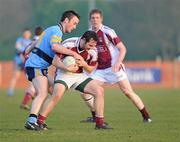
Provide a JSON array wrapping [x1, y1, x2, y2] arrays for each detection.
[[0, 0, 180, 89]]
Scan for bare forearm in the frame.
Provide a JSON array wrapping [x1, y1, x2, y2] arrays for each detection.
[[24, 42, 36, 55], [83, 63, 96, 73], [52, 55, 67, 71], [116, 42, 127, 64], [52, 44, 76, 56]]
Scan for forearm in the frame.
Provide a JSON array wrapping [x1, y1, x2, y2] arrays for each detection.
[[52, 55, 67, 71], [24, 42, 36, 56], [52, 44, 76, 56], [116, 49, 126, 64], [83, 63, 96, 73], [116, 42, 126, 64]]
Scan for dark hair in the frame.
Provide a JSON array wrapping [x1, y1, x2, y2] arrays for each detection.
[[81, 31, 98, 43], [60, 10, 80, 22], [89, 9, 103, 19], [34, 26, 43, 36], [23, 28, 31, 32]]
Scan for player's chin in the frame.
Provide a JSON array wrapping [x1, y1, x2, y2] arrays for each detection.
[[67, 29, 73, 33]]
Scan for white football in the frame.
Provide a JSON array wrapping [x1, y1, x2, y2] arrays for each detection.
[[62, 56, 76, 66]]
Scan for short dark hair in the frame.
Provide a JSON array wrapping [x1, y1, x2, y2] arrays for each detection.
[[89, 9, 103, 19], [34, 26, 43, 36], [23, 28, 31, 32], [81, 31, 98, 43], [61, 10, 80, 22]]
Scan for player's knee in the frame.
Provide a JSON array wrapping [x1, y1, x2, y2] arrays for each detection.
[[52, 89, 64, 101], [36, 88, 48, 98], [94, 86, 104, 98], [81, 93, 92, 100], [52, 93, 63, 103]]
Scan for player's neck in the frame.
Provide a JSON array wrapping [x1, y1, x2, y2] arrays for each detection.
[[59, 22, 65, 33], [92, 24, 102, 32]]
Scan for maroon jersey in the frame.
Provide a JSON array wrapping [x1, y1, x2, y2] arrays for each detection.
[[61, 37, 97, 73], [90, 24, 121, 69]]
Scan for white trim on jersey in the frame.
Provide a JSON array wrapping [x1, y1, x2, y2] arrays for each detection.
[[89, 24, 121, 66], [62, 37, 98, 61]]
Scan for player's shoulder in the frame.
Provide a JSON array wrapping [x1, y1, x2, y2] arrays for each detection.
[[62, 37, 79, 47], [101, 25, 117, 36], [16, 37, 23, 42], [46, 25, 62, 35], [33, 36, 39, 42], [63, 37, 78, 43]]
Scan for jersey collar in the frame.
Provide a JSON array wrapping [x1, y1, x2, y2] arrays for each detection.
[[89, 24, 103, 32], [76, 37, 85, 53], [58, 23, 63, 32]]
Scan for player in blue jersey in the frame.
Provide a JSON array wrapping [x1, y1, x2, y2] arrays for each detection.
[[24, 10, 81, 131], [7, 28, 32, 96], [20, 26, 44, 110]]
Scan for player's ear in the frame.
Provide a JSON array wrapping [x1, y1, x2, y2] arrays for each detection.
[[81, 38, 86, 45], [64, 17, 69, 24]]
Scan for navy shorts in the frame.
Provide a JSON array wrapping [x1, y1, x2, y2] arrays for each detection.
[[25, 67, 48, 81]]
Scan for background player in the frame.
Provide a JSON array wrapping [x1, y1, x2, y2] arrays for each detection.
[[20, 26, 44, 110], [81, 9, 152, 123], [7, 28, 32, 96], [24, 10, 82, 131], [37, 31, 112, 130]]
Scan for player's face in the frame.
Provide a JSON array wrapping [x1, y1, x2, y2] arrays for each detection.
[[90, 13, 103, 30], [23, 31, 31, 39], [65, 16, 79, 33], [84, 39, 97, 51]]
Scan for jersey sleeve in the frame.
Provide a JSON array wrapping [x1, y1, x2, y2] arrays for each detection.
[[106, 29, 121, 46], [50, 30, 62, 46], [15, 37, 24, 53], [88, 48, 98, 66], [62, 37, 77, 49]]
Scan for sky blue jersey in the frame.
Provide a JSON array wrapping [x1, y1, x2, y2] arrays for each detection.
[[15, 37, 32, 54], [25, 25, 63, 69], [14, 37, 31, 66]]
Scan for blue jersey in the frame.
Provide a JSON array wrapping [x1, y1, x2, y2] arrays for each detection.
[[14, 37, 31, 67], [15, 37, 32, 54], [25, 25, 63, 69]]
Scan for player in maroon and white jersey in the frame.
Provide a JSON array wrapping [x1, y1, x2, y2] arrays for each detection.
[[81, 9, 152, 123], [37, 31, 112, 130]]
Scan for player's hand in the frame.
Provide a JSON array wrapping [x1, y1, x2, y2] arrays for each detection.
[[76, 59, 87, 67], [66, 64, 79, 73], [112, 62, 124, 72], [73, 52, 83, 61]]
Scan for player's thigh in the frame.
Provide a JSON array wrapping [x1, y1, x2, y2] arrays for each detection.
[[83, 80, 104, 96], [52, 82, 66, 99], [32, 75, 48, 94], [47, 75, 54, 94], [117, 78, 134, 94], [47, 75, 54, 88], [26, 82, 36, 94], [80, 93, 93, 100], [80, 79, 104, 99]]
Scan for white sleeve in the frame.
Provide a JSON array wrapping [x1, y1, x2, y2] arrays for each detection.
[[88, 48, 98, 62]]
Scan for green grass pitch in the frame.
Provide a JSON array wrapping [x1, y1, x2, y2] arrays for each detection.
[[0, 88, 180, 142]]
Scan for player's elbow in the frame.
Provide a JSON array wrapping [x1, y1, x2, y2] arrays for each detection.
[[52, 44, 59, 52]]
